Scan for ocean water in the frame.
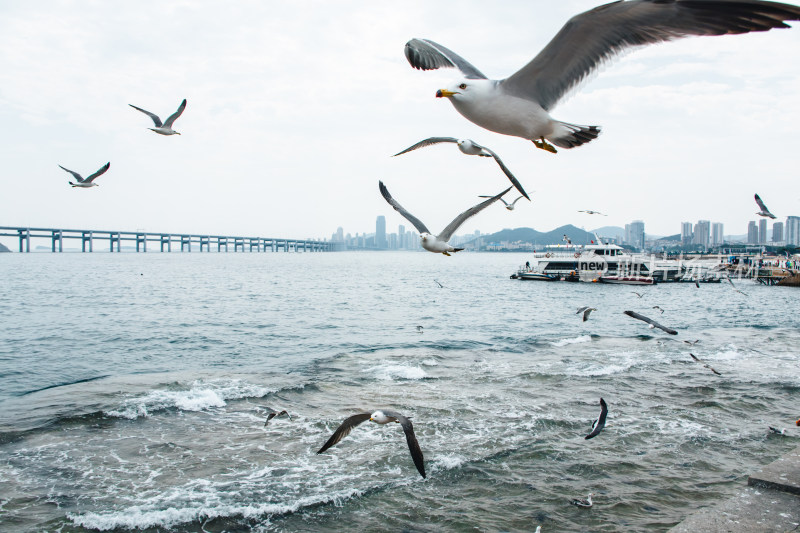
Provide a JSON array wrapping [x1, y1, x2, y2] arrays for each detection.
[[0, 251, 798, 532]]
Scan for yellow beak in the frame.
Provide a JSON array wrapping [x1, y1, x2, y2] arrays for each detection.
[[436, 89, 458, 98]]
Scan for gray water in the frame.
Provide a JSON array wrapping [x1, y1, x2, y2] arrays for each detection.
[[0, 251, 798, 532]]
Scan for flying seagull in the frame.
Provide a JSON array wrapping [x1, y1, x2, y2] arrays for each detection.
[[689, 353, 721, 375], [129, 99, 187, 136], [264, 410, 291, 426], [632, 291, 643, 299], [563, 235, 572, 245], [317, 409, 426, 478], [379, 181, 511, 256], [683, 339, 700, 345], [479, 194, 525, 210], [576, 306, 597, 322], [404, 1, 800, 153], [585, 398, 608, 440], [570, 493, 594, 508], [624, 310, 677, 335], [724, 275, 748, 296], [59, 162, 110, 188], [652, 306, 664, 314], [579, 210, 606, 216], [433, 279, 445, 288], [769, 426, 788, 435], [394, 138, 530, 200], [754, 193, 777, 219], [416, 325, 424, 333]]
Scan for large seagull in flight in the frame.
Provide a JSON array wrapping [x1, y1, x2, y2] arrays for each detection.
[[404, 0, 800, 153]]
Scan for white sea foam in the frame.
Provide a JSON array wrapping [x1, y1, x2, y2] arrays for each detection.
[[366, 365, 427, 381], [105, 379, 272, 419], [551, 335, 592, 347]]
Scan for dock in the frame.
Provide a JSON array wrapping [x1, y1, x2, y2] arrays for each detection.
[[669, 445, 800, 532], [0, 226, 333, 253]]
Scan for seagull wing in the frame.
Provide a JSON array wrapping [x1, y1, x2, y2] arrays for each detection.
[[264, 412, 277, 426], [404, 38, 488, 79], [509, 196, 524, 207], [379, 181, 431, 235], [754, 193, 776, 217], [585, 398, 608, 440], [129, 104, 163, 127], [83, 162, 110, 183], [316, 413, 372, 454], [384, 410, 426, 479], [481, 147, 530, 200], [583, 308, 594, 322], [438, 186, 512, 242], [624, 310, 677, 335], [690, 353, 721, 375], [163, 99, 187, 128], [58, 165, 84, 182], [393, 137, 459, 156], [500, 0, 800, 111]]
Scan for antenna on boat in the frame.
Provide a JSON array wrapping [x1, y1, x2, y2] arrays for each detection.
[[593, 233, 605, 245]]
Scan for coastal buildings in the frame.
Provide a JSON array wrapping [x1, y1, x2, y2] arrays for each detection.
[[681, 222, 693, 245], [693, 220, 710, 248], [624, 220, 645, 249], [759, 219, 767, 244], [712, 223, 724, 246], [748, 221, 758, 244], [375, 216, 387, 249], [788, 216, 800, 246], [773, 222, 784, 244]]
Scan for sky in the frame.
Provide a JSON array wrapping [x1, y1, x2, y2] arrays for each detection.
[[1, 0, 799, 247]]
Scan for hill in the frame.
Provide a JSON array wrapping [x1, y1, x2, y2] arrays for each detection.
[[0, 242, 11, 253], [475, 225, 609, 246]]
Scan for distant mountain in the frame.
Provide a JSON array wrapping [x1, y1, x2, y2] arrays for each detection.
[[653, 233, 680, 242], [0, 242, 10, 253], [590, 225, 624, 241], [475, 225, 603, 246]]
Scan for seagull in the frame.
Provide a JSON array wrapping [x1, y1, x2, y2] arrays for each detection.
[[585, 398, 608, 440], [563, 235, 572, 245], [576, 306, 597, 322], [394, 138, 530, 200], [316, 409, 426, 479], [683, 339, 700, 345], [570, 493, 594, 508], [768, 426, 788, 435], [264, 410, 291, 426], [379, 181, 511, 256], [632, 291, 643, 299], [652, 306, 664, 314], [59, 162, 110, 188], [479, 194, 525, 210], [416, 325, 424, 333], [754, 193, 777, 219], [579, 210, 606, 216], [624, 310, 677, 335], [404, 2, 800, 153], [129, 99, 186, 136], [724, 276, 748, 296], [433, 279, 445, 288], [689, 353, 721, 375]]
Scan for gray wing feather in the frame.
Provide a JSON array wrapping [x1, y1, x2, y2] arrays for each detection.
[[394, 415, 426, 479], [316, 413, 371, 454], [754, 193, 775, 216], [163, 99, 187, 128], [379, 181, 431, 235], [501, 0, 800, 111], [438, 186, 512, 242], [393, 137, 459, 157], [585, 398, 608, 440], [129, 104, 163, 127], [58, 165, 84, 182], [83, 162, 110, 183], [404, 38, 488, 80], [624, 310, 677, 335], [482, 148, 530, 201]]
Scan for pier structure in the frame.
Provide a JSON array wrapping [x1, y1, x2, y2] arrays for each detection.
[[0, 226, 331, 253]]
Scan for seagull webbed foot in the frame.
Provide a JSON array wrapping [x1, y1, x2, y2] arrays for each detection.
[[532, 138, 558, 154], [442, 251, 451, 256]]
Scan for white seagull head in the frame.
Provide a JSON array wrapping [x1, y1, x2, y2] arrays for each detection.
[[370, 410, 392, 424]]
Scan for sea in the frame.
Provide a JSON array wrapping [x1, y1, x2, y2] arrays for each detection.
[[0, 251, 798, 532]]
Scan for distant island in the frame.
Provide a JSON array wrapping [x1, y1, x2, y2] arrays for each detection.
[[0, 242, 11, 253]]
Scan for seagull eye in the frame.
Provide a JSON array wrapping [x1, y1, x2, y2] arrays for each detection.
[[459, 83, 467, 90]]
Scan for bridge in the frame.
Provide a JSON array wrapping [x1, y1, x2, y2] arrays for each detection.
[[0, 226, 333, 253]]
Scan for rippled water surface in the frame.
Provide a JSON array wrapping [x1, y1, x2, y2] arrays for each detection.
[[1, 251, 798, 532]]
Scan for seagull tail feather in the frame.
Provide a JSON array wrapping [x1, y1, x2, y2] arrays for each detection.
[[549, 121, 601, 149]]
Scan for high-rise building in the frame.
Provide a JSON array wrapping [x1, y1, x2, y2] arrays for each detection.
[[398, 225, 405, 249], [681, 222, 693, 245], [711, 222, 724, 246], [625, 220, 645, 249], [693, 220, 710, 248], [758, 219, 767, 244], [786, 216, 800, 245], [747, 221, 758, 244], [772, 222, 784, 243], [376, 216, 387, 249]]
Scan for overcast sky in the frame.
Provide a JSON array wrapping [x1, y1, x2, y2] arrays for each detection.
[[1, 0, 799, 247]]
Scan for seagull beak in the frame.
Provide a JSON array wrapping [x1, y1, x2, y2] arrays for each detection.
[[175, 132, 181, 135], [436, 89, 457, 98]]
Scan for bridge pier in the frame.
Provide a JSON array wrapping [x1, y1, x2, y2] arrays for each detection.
[[81, 231, 93, 252], [249, 238, 260, 252], [234, 238, 244, 252], [217, 237, 228, 252], [18, 228, 30, 253], [135, 233, 147, 252], [109, 232, 120, 252], [181, 235, 191, 252], [200, 236, 210, 252], [51, 230, 63, 252], [160, 235, 171, 252]]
